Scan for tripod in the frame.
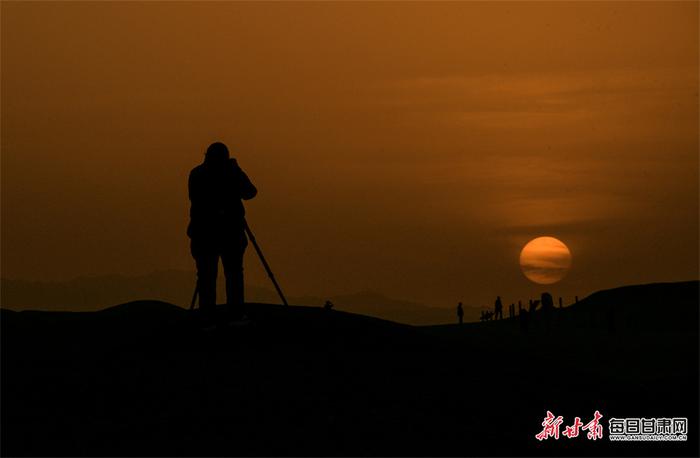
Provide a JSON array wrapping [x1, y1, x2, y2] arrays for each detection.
[[189, 219, 289, 310]]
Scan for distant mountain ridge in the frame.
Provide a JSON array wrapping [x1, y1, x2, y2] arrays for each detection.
[[292, 290, 471, 325], [0, 270, 466, 325]]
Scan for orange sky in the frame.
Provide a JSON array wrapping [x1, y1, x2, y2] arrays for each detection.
[[2, 2, 698, 308]]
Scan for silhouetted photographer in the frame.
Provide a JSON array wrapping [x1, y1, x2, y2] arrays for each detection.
[[187, 142, 257, 318]]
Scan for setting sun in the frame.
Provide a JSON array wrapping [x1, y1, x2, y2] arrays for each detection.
[[519, 237, 572, 285]]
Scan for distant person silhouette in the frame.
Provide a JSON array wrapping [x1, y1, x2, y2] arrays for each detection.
[[519, 307, 529, 332], [529, 299, 540, 314], [540, 292, 555, 332], [324, 300, 334, 311], [187, 142, 257, 318], [457, 302, 464, 325], [540, 292, 554, 311], [494, 296, 503, 320]]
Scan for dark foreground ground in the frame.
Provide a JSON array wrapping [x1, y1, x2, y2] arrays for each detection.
[[2, 281, 698, 456]]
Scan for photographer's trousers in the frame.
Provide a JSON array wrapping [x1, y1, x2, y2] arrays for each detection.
[[191, 230, 248, 310]]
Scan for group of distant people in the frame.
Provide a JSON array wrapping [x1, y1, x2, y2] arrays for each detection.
[[458, 293, 575, 325]]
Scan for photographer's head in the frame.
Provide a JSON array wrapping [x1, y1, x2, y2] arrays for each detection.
[[205, 142, 230, 163]]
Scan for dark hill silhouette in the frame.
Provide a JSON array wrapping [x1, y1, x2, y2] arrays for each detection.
[[99, 299, 183, 315], [568, 280, 698, 333], [1, 271, 461, 325], [2, 281, 697, 456], [2, 301, 426, 356]]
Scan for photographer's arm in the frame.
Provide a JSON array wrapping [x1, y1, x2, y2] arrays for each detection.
[[239, 170, 257, 200], [230, 158, 257, 200]]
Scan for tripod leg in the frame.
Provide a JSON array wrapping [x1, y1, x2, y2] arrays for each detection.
[[189, 284, 198, 310], [244, 220, 289, 306]]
